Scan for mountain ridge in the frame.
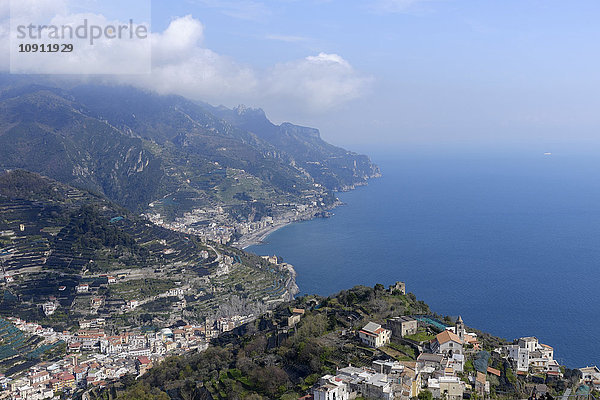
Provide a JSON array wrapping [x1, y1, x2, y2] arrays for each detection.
[[0, 79, 379, 233]]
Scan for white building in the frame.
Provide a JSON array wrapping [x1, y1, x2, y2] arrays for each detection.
[[505, 337, 556, 373], [519, 337, 539, 352], [447, 353, 465, 373], [430, 331, 463, 356], [361, 373, 394, 400], [335, 365, 399, 400], [358, 322, 391, 348], [506, 344, 529, 372], [167, 288, 185, 297], [41, 302, 57, 316], [427, 376, 465, 400], [580, 366, 600, 387], [314, 375, 349, 400], [76, 284, 89, 293]]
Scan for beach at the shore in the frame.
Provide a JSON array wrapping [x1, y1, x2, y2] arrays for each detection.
[[234, 199, 344, 249], [235, 218, 295, 249]]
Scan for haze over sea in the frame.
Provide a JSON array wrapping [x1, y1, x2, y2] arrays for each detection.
[[249, 144, 600, 368]]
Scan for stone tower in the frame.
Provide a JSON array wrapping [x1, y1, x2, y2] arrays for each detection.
[[455, 315, 465, 342]]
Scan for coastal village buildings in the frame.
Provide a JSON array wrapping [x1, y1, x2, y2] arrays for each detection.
[[314, 360, 408, 400], [312, 357, 468, 400], [387, 316, 417, 338], [359, 322, 391, 348], [312, 315, 584, 400], [430, 330, 463, 356], [504, 336, 557, 373], [580, 366, 600, 389], [144, 200, 325, 246], [427, 376, 464, 400], [0, 313, 250, 399], [313, 375, 349, 400], [311, 317, 479, 400]]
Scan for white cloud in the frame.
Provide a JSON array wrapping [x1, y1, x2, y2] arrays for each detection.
[[125, 17, 370, 113], [0, 6, 370, 114], [113, 15, 259, 105], [152, 15, 205, 63], [8, 12, 151, 74], [264, 52, 372, 111], [3, 0, 151, 74]]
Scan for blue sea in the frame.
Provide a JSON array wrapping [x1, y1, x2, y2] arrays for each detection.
[[248, 145, 600, 368]]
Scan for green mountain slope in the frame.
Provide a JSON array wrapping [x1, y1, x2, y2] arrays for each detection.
[[0, 79, 378, 226], [0, 170, 297, 332], [210, 104, 381, 190], [0, 87, 164, 211]]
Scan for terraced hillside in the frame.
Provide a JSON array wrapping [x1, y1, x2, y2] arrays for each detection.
[[0, 317, 65, 376], [0, 170, 298, 331]]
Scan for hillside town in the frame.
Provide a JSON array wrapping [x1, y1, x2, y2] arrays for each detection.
[[1, 281, 596, 400], [144, 198, 331, 247], [312, 313, 567, 400], [301, 283, 589, 400], [0, 312, 250, 400]]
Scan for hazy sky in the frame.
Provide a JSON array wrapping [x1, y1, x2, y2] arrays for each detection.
[[3, 0, 600, 149]]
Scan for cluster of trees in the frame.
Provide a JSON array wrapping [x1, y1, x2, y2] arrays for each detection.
[[0, 170, 64, 201], [333, 284, 430, 319], [67, 205, 147, 258]]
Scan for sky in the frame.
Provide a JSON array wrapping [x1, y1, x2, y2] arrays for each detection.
[[2, 0, 600, 150]]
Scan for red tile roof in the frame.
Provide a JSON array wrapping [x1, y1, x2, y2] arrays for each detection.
[[476, 371, 486, 384], [435, 330, 462, 345], [137, 356, 151, 365], [58, 372, 75, 381]]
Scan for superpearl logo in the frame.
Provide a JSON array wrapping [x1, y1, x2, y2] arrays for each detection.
[[15, 18, 148, 46], [9, 0, 151, 75]]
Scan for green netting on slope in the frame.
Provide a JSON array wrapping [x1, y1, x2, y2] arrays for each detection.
[[474, 350, 491, 373]]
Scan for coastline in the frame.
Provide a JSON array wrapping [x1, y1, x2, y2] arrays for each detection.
[[236, 218, 294, 249], [234, 199, 344, 250], [235, 173, 381, 250]]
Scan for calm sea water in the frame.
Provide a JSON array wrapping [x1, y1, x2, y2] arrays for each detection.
[[248, 146, 600, 367]]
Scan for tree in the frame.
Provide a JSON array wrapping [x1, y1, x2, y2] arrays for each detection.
[[117, 382, 169, 399], [418, 389, 433, 400]]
